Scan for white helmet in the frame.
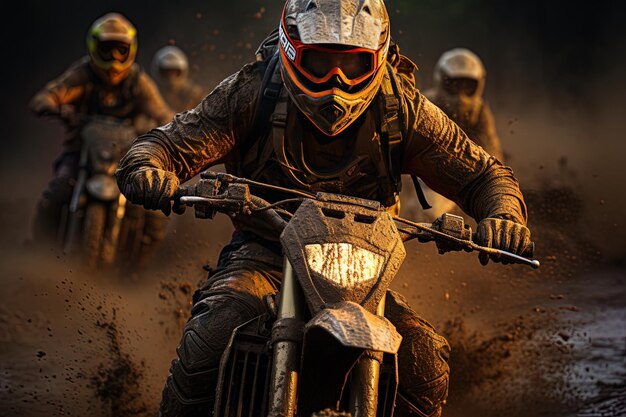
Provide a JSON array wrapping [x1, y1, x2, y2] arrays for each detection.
[[433, 48, 485, 99], [151, 45, 189, 90]]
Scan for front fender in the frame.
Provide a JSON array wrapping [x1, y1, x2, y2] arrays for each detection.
[[85, 174, 120, 202], [305, 301, 402, 354]]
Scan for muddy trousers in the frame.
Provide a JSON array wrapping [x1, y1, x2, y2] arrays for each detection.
[[32, 151, 79, 243], [159, 239, 451, 417]]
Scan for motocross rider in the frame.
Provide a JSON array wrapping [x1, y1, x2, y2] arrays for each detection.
[[29, 12, 173, 255], [151, 45, 204, 113], [116, 1, 532, 416], [424, 48, 503, 161], [412, 48, 505, 223]]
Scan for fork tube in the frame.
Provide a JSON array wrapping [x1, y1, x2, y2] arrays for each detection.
[[64, 146, 89, 253], [349, 294, 387, 417], [268, 259, 305, 417]]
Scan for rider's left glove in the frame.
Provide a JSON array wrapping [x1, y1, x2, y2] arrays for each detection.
[[476, 218, 532, 265], [118, 167, 180, 215]]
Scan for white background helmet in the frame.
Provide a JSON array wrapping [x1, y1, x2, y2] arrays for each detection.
[[433, 48, 486, 99], [151, 46, 189, 89]]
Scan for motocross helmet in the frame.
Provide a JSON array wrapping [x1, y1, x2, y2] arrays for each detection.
[[151, 45, 189, 91], [433, 48, 485, 100], [279, 0, 391, 136], [86, 13, 138, 86]]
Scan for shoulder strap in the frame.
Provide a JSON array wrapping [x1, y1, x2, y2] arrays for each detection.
[[270, 87, 313, 190], [244, 52, 282, 154], [381, 64, 432, 210], [379, 65, 403, 189]]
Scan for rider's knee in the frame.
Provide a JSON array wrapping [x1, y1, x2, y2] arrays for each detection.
[[396, 325, 450, 417], [163, 267, 278, 416], [395, 371, 449, 417]]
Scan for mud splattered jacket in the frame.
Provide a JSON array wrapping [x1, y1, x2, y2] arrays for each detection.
[[424, 89, 504, 162], [29, 57, 173, 149], [116, 60, 527, 238]]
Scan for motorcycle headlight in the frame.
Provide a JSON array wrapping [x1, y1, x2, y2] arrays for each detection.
[[305, 243, 385, 288]]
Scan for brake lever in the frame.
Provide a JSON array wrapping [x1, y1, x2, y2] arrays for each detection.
[[474, 244, 540, 269], [434, 226, 540, 269], [395, 216, 541, 269]]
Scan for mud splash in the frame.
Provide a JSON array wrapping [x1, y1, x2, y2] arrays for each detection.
[[91, 310, 149, 417], [157, 278, 195, 338], [433, 176, 625, 417]]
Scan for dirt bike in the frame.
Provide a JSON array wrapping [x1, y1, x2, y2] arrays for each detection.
[[174, 171, 539, 417], [62, 115, 151, 267]]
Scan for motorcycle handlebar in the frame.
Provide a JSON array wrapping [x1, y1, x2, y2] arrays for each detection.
[[177, 193, 288, 234], [396, 219, 539, 269], [175, 173, 540, 270]]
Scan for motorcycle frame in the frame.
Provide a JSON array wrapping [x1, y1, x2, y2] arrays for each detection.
[[185, 173, 539, 417]]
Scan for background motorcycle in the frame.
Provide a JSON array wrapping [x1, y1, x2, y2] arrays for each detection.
[[62, 116, 149, 267], [175, 171, 539, 417]]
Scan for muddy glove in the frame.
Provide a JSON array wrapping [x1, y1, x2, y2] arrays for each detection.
[[476, 218, 531, 265], [58, 104, 82, 128], [119, 168, 180, 215]]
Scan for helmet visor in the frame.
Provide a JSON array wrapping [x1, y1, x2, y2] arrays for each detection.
[[300, 47, 374, 85], [442, 76, 479, 96], [160, 68, 183, 78], [96, 41, 131, 64]]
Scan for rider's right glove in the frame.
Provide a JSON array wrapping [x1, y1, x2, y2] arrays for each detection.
[[119, 167, 180, 215], [476, 218, 532, 265]]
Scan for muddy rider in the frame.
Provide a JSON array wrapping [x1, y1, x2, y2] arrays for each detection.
[[116, 1, 532, 415], [413, 48, 504, 222], [424, 48, 504, 161], [151, 45, 204, 113], [29, 12, 173, 252]]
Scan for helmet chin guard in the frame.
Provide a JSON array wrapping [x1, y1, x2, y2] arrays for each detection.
[[279, 0, 391, 136]]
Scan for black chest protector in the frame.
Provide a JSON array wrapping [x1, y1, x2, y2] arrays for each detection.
[[80, 63, 142, 120], [236, 54, 406, 208]]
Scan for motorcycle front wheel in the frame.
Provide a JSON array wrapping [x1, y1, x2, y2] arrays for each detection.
[[83, 202, 107, 268]]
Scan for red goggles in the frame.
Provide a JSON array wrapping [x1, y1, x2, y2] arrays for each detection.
[[279, 21, 383, 87]]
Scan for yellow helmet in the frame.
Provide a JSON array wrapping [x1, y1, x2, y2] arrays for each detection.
[[279, 0, 391, 136], [86, 13, 138, 85]]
